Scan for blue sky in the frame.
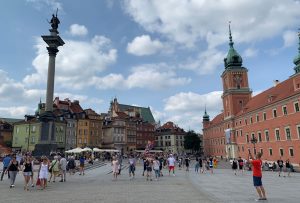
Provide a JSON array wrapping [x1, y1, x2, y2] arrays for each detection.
[[0, 0, 300, 132]]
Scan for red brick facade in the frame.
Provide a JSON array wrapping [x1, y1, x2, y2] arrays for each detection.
[[203, 30, 300, 165]]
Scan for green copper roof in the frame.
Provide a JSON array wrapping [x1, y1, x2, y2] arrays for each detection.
[[118, 104, 155, 124], [203, 107, 210, 121], [224, 23, 243, 69], [294, 29, 300, 74]]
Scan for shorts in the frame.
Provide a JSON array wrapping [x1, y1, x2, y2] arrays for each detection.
[[129, 165, 135, 173], [253, 176, 262, 187], [239, 165, 243, 170], [146, 167, 152, 172], [23, 172, 32, 176], [169, 166, 175, 170], [80, 163, 84, 168]]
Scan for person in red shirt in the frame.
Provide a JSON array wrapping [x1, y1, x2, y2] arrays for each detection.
[[248, 152, 267, 201]]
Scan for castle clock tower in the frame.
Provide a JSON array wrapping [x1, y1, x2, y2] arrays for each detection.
[[221, 23, 252, 120]]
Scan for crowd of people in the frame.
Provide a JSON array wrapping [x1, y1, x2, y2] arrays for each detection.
[[0, 152, 86, 190], [1, 151, 297, 201]]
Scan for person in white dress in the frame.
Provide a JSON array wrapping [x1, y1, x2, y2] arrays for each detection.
[[38, 156, 49, 190], [111, 156, 119, 181]]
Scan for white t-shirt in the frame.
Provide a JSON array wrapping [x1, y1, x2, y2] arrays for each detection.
[[167, 157, 176, 166], [153, 160, 160, 170]]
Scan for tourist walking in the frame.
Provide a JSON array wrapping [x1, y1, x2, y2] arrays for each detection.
[[213, 157, 218, 168], [153, 157, 160, 181], [38, 156, 49, 190], [199, 158, 203, 173], [159, 156, 164, 177], [59, 154, 67, 182], [1, 154, 11, 181], [67, 156, 76, 175], [285, 159, 292, 177], [111, 156, 119, 180], [128, 155, 136, 179], [277, 157, 284, 177], [146, 158, 153, 181], [6, 155, 21, 188], [79, 156, 85, 175], [185, 156, 190, 172], [167, 154, 176, 176], [238, 157, 244, 174], [49, 156, 59, 182], [248, 152, 267, 201], [209, 157, 214, 174], [232, 158, 238, 175], [195, 157, 200, 173], [22, 157, 33, 191]]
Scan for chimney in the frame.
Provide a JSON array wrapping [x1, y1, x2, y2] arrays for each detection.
[[274, 80, 280, 87]]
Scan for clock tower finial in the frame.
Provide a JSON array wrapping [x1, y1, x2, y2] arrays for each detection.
[[229, 21, 234, 48]]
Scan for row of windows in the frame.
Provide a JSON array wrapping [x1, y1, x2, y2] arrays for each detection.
[[157, 141, 184, 147], [113, 135, 124, 142], [206, 138, 226, 146], [137, 133, 154, 137], [236, 102, 299, 127], [243, 126, 300, 143], [238, 146, 295, 157], [136, 127, 154, 131], [113, 128, 125, 134], [205, 148, 225, 154]]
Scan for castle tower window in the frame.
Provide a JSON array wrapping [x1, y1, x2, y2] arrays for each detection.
[[275, 129, 280, 141], [273, 109, 277, 118], [265, 130, 270, 142], [279, 148, 284, 156], [285, 127, 291, 140], [282, 106, 288, 115], [294, 102, 299, 112], [258, 132, 262, 142], [289, 148, 294, 157], [269, 148, 273, 156]]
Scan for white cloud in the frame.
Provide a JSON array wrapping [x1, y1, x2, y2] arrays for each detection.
[[127, 35, 164, 56], [180, 49, 225, 75], [0, 69, 44, 103], [0, 106, 32, 119], [243, 48, 258, 58], [27, 0, 63, 11], [23, 35, 117, 89], [90, 63, 191, 90], [123, 0, 300, 48], [0, 69, 105, 118], [162, 91, 223, 132], [69, 24, 88, 36], [283, 30, 298, 48]]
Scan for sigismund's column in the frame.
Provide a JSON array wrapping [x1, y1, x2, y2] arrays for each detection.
[[42, 14, 65, 112], [34, 13, 64, 156]]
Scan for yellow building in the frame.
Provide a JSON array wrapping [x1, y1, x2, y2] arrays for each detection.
[[77, 109, 102, 148]]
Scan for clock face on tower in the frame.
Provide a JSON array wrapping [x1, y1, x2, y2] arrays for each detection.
[[233, 74, 242, 89]]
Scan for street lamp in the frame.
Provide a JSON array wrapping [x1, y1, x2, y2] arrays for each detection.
[[250, 135, 257, 155]]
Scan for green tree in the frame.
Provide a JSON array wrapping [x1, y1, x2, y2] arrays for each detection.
[[184, 130, 200, 153]]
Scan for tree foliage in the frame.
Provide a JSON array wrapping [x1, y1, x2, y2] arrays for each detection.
[[184, 130, 200, 152]]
